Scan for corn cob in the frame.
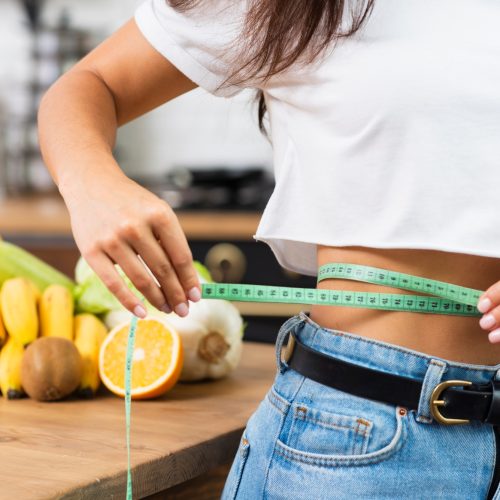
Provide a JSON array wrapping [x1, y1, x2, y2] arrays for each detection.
[[40, 284, 74, 340], [0, 277, 39, 345], [0, 236, 75, 292], [74, 313, 108, 397]]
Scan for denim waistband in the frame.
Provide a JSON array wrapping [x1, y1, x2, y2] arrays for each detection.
[[275, 311, 500, 424]]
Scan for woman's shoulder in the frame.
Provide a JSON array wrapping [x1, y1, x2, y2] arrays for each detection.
[[134, 0, 251, 97]]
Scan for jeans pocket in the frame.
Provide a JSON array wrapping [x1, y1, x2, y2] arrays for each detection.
[[275, 401, 407, 468], [286, 402, 373, 456], [221, 430, 251, 500]]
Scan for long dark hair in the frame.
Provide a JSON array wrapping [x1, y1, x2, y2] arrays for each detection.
[[168, 0, 375, 133]]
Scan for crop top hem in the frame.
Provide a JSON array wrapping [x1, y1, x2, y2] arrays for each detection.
[[253, 233, 500, 277]]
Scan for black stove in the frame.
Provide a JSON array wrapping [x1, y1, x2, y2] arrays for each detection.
[[132, 167, 275, 211]]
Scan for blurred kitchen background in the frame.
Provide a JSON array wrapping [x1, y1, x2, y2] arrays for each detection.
[[0, 0, 315, 341]]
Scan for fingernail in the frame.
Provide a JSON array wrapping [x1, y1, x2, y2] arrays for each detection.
[[489, 329, 500, 344], [175, 302, 189, 317], [161, 303, 172, 314], [480, 314, 496, 329], [133, 304, 147, 318], [478, 298, 492, 313], [188, 287, 201, 302]]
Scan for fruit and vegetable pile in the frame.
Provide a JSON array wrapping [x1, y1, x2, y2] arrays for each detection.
[[0, 236, 245, 402]]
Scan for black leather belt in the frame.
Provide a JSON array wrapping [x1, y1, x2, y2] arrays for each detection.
[[283, 332, 500, 426]]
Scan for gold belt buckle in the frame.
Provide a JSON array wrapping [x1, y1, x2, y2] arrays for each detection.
[[430, 380, 473, 425], [282, 334, 296, 364]]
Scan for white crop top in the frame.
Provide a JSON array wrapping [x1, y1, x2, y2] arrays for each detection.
[[135, 0, 500, 277]]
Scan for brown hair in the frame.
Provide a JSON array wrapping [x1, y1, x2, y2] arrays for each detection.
[[168, 0, 375, 133]]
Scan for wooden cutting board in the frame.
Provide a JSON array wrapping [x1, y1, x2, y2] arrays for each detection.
[[0, 341, 277, 499]]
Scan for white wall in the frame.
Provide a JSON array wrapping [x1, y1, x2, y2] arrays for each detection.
[[0, 0, 272, 182]]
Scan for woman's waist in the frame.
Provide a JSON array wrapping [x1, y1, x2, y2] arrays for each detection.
[[309, 245, 500, 365], [292, 311, 500, 386]]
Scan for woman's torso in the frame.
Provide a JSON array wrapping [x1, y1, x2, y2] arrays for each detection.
[[310, 246, 500, 365]]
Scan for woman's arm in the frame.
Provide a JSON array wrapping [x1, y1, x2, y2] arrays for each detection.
[[38, 19, 201, 318]]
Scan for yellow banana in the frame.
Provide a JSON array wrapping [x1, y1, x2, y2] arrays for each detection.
[[40, 284, 74, 340], [0, 277, 39, 345], [0, 337, 25, 399], [74, 313, 108, 397], [28, 280, 41, 304], [0, 304, 6, 349]]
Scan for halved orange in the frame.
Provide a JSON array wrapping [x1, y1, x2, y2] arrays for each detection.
[[99, 318, 183, 400]]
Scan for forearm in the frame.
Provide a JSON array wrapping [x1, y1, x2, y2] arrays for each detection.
[[38, 69, 125, 198]]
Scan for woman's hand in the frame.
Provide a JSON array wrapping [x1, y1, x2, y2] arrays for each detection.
[[62, 167, 201, 318], [478, 288, 500, 343]]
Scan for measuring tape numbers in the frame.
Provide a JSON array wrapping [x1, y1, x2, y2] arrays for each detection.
[[201, 262, 483, 317]]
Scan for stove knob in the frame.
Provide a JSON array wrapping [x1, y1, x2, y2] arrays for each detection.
[[282, 268, 301, 280], [204, 243, 246, 283]]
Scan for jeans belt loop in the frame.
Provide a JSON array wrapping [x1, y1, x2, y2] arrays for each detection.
[[417, 359, 447, 424], [275, 313, 307, 374]]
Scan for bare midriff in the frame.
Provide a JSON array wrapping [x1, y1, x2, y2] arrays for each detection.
[[309, 245, 500, 365]]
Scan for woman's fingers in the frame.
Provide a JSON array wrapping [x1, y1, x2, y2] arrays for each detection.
[[104, 237, 171, 315], [131, 230, 197, 317], [84, 250, 147, 318], [110, 202, 200, 317], [478, 294, 495, 315], [151, 207, 202, 310], [477, 283, 500, 343]]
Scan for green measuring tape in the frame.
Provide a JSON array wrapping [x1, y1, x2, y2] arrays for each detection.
[[201, 262, 483, 316], [124, 262, 484, 498], [125, 309, 139, 500]]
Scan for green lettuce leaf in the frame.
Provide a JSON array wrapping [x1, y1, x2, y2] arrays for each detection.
[[73, 256, 213, 314], [193, 261, 214, 283]]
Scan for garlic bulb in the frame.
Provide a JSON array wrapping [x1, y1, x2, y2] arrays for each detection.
[[158, 299, 243, 381]]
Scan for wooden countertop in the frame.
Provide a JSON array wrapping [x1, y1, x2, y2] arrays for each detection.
[[0, 195, 261, 239], [0, 341, 276, 500]]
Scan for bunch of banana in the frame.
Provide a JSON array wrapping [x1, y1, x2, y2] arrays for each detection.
[[74, 313, 108, 397], [0, 242, 111, 401]]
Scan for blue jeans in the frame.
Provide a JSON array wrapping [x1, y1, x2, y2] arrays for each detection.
[[221, 311, 500, 499]]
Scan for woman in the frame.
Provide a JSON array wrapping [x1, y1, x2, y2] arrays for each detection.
[[38, 0, 500, 498]]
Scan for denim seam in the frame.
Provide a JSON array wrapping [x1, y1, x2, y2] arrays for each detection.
[[488, 427, 497, 500], [262, 325, 320, 499], [227, 431, 251, 500], [267, 388, 290, 415], [358, 421, 372, 455], [294, 412, 372, 436]]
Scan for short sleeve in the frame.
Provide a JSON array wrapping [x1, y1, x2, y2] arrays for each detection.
[[134, 0, 249, 97]]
